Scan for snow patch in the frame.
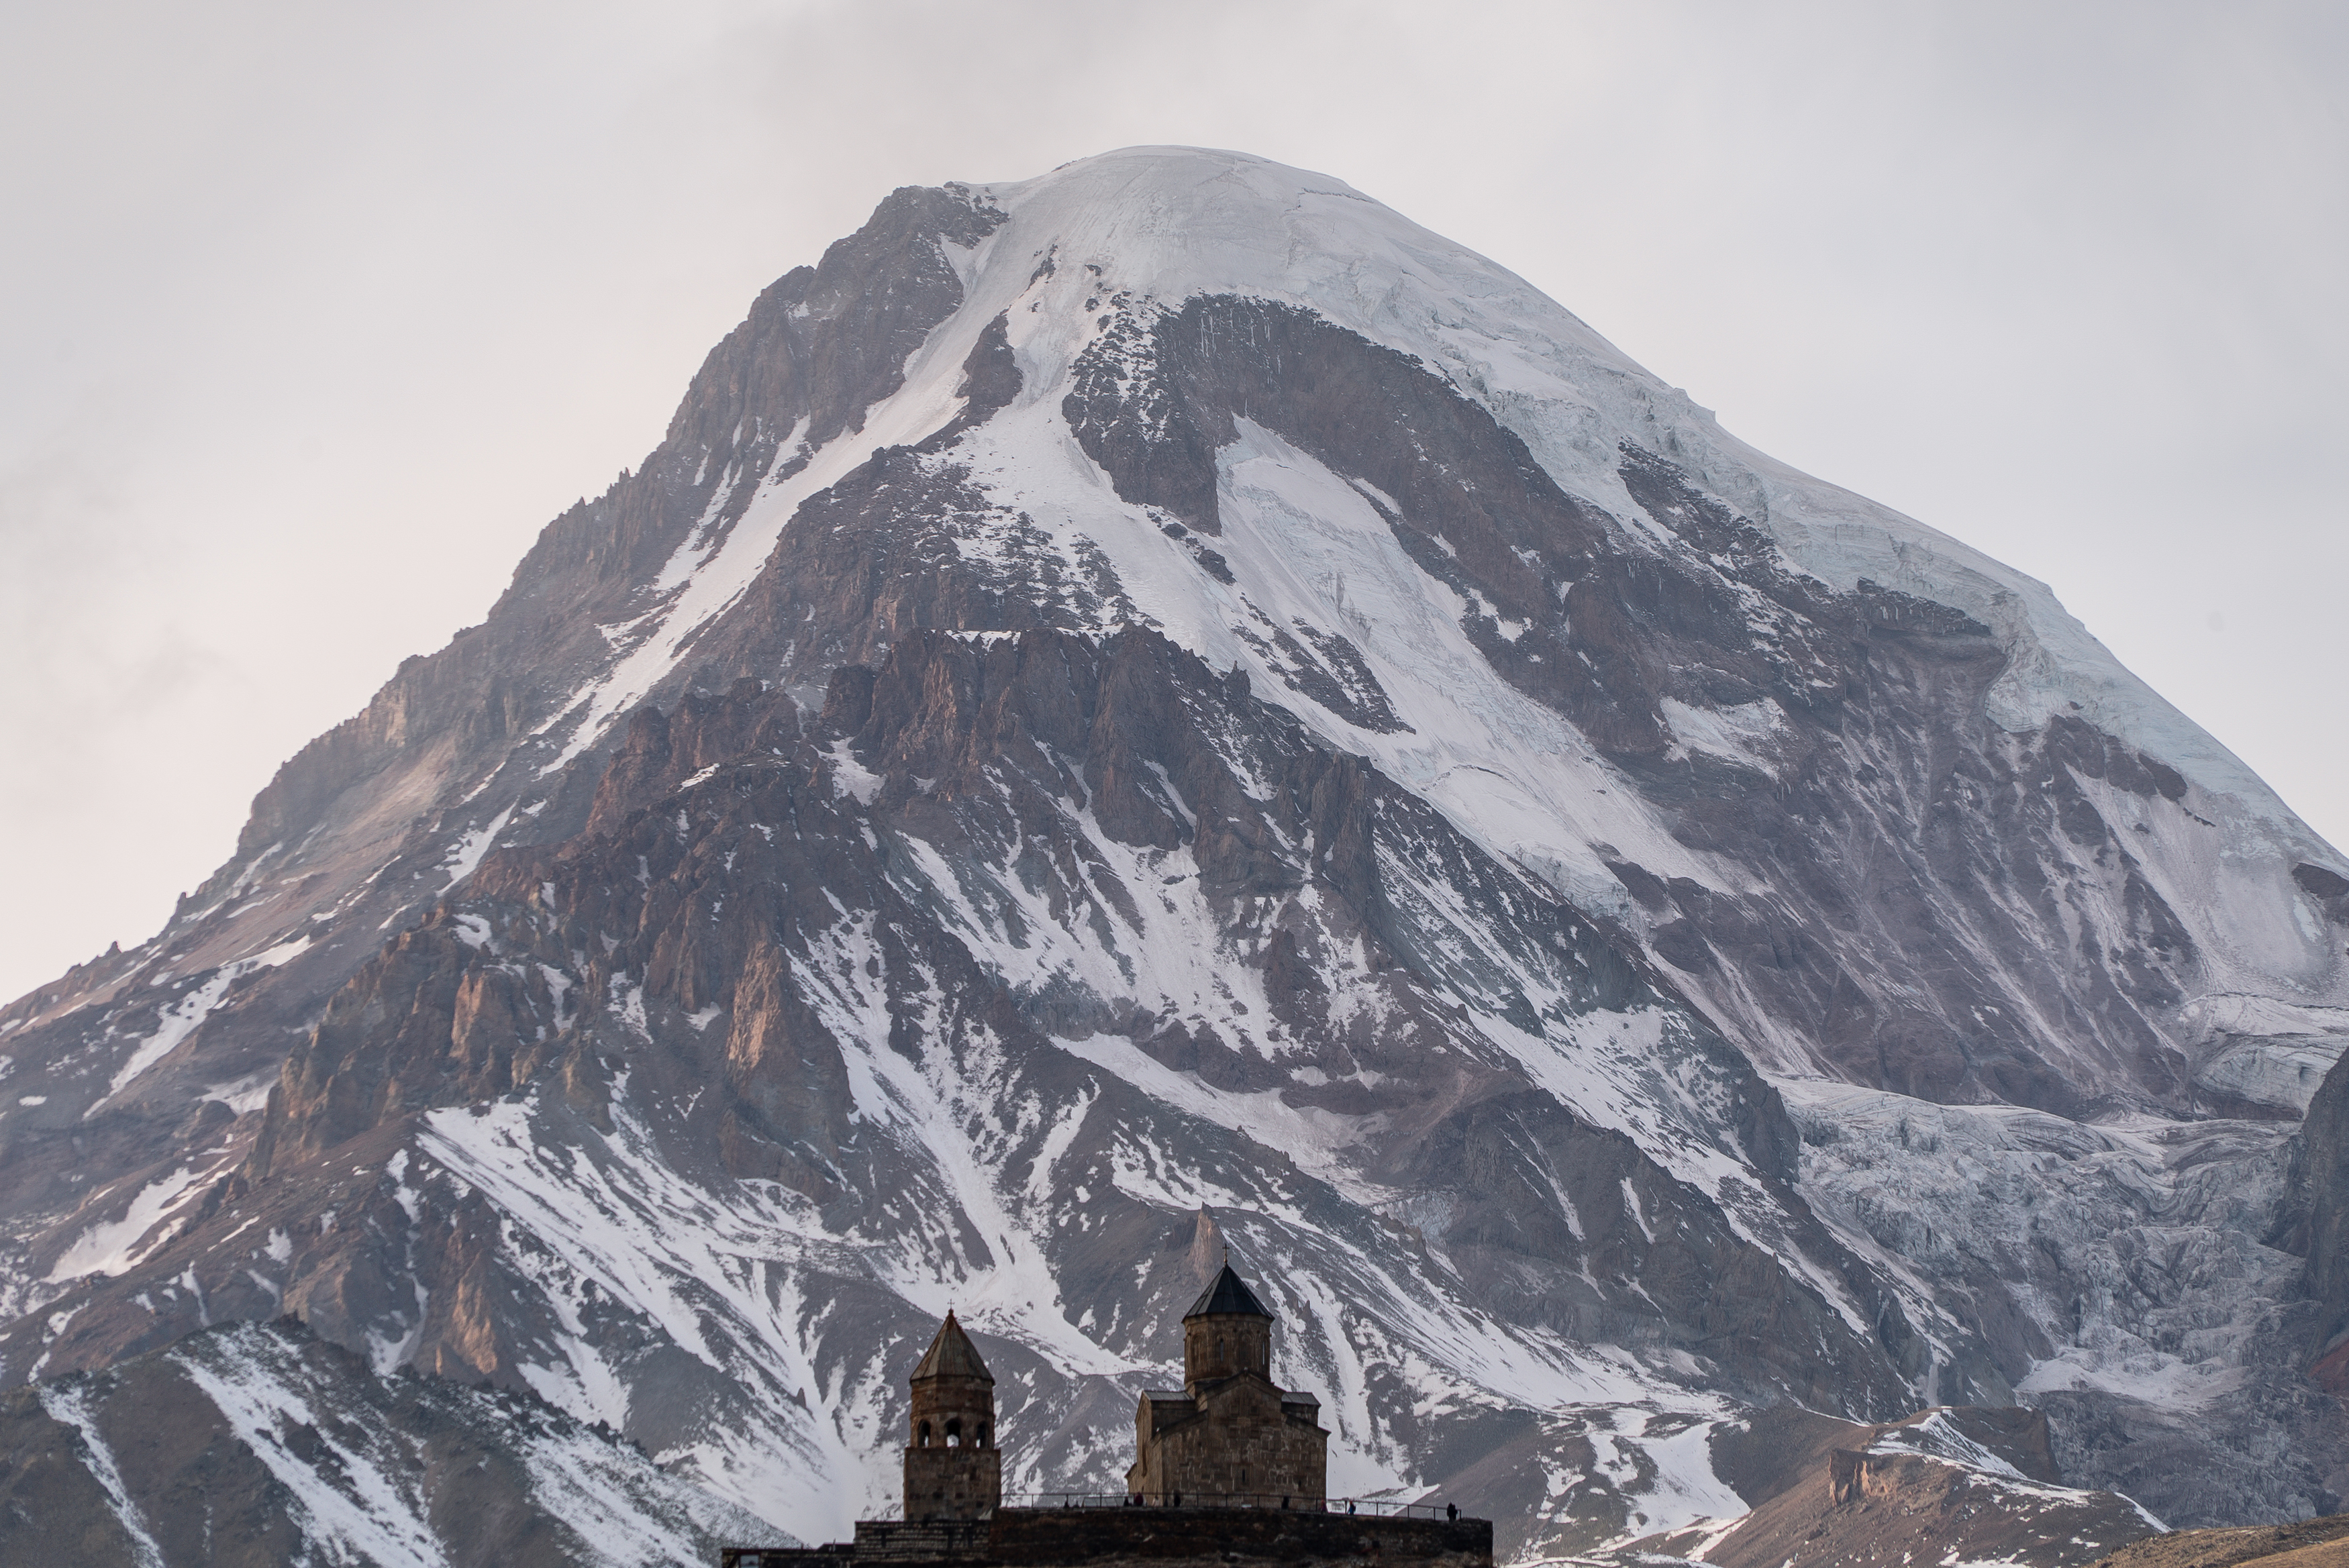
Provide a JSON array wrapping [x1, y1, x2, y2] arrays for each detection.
[[46, 1165, 209, 1283], [93, 933, 313, 1110], [441, 802, 517, 894]]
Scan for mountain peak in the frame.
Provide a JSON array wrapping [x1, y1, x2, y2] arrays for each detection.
[[3, 148, 2342, 1562]]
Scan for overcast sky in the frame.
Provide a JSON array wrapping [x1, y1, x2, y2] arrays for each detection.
[[3, 0, 2343, 1004]]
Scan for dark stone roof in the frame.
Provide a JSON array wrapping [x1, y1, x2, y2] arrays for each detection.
[[911, 1311, 994, 1383], [1185, 1262, 1272, 1320]]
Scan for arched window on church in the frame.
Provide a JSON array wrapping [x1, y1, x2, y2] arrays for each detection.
[[946, 1418, 963, 1448], [978, 1423, 991, 1449], [917, 1421, 932, 1448]]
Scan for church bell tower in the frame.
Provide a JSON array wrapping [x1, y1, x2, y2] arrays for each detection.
[[903, 1312, 1001, 1521]]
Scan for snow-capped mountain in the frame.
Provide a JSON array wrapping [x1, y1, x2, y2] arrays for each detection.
[[2, 147, 2344, 1561]]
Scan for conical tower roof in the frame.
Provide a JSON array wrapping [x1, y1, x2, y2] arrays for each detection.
[[1185, 1261, 1272, 1320], [910, 1310, 995, 1383]]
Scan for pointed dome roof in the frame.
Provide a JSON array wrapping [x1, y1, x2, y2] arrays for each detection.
[[1185, 1262, 1272, 1320], [911, 1311, 994, 1383]]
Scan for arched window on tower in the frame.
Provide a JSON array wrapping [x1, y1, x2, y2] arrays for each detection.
[[917, 1421, 932, 1448], [946, 1418, 962, 1448], [978, 1423, 991, 1449]]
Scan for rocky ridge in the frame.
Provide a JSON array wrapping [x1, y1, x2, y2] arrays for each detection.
[[1621, 1404, 2159, 1568], [2090, 1514, 2349, 1568]]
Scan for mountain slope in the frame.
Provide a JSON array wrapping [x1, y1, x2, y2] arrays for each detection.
[[0, 1319, 770, 1567], [3, 146, 2344, 1556]]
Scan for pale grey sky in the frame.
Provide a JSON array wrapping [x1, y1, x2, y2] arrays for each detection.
[[3, 0, 2343, 1004]]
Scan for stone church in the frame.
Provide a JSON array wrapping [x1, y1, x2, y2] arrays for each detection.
[[1126, 1261, 1328, 1504], [720, 1257, 1487, 1568]]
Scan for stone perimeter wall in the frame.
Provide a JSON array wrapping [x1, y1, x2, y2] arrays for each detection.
[[723, 1508, 1493, 1568]]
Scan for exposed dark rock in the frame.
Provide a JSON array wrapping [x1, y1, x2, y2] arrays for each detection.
[[2284, 1049, 2349, 1389], [2297, 863, 2349, 919]]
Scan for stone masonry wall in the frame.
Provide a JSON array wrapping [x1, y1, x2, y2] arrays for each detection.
[[722, 1508, 1491, 1568]]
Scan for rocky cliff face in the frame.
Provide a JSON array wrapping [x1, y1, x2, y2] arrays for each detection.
[[2, 147, 2344, 1559], [2283, 1049, 2349, 1393]]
